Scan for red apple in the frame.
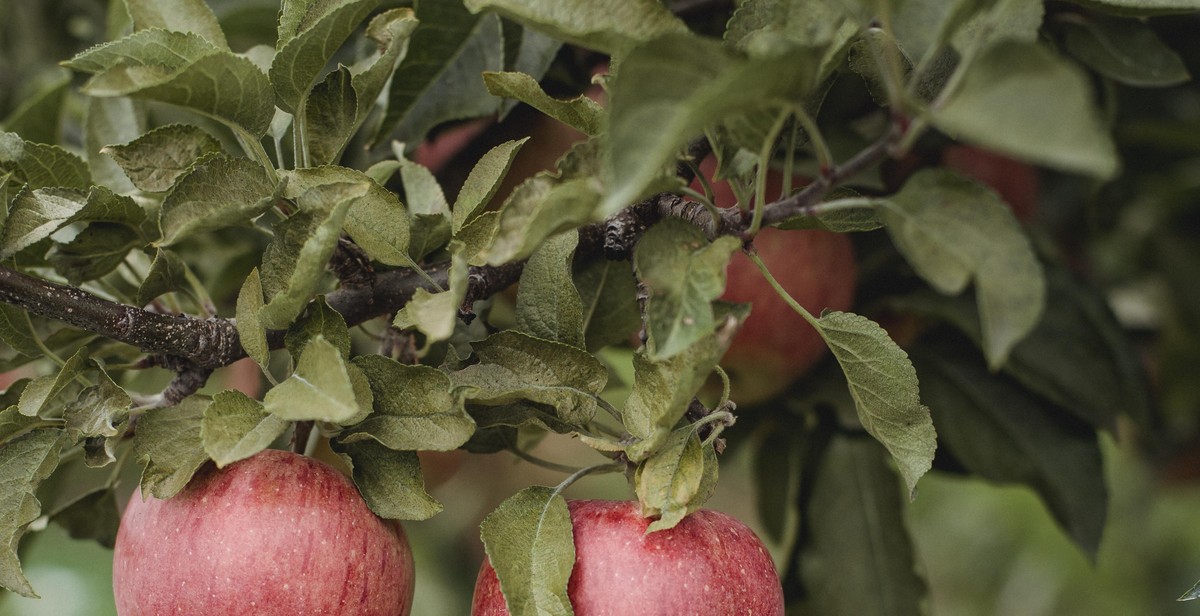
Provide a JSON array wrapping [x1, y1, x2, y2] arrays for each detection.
[[942, 144, 1039, 222], [720, 227, 858, 404], [471, 499, 784, 615], [113, 449, 414, 615]]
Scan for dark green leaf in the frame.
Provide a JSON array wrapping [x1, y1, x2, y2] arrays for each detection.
[[85, 97, 145, 193], [132, 396, 210, 499], [269, 0, 379, 114], [478, 486, 575, 616], [305, 66, 358, 167], [454, 138, 529, 233], [635, 218, 740, 360], [101, 124, 223, 193], [1062, 0, 1200, 15], [880, 169, 1045, 367], [575, 258, 642, 352], [136, 249, 189, 307], [49, 223, 142, 284], [1, 69, 70, 146], [285, 297, 351, 359], [341, 355, 475, 451], [332, 438, 442, 520], [159, 154, 277, 246], [450, 330, 607, 426], [201, 390, 289, 467], [796, 435, 927, 616], [813, 311, 936, 496], [0, 305, 39, 357], [0, 428, 64, 597], [0, 132, 90, 192], [465, 0, 688, 56], [517, 231, 585, 348], [932, 41, 1118, 179], [1062, 13, 1189, 87], [49, 487, 121, 549]]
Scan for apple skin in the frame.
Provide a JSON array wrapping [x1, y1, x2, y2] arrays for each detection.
[[720, 227, 858, 405], [471, 500, 784, 616], [112, 449, 414, 616]]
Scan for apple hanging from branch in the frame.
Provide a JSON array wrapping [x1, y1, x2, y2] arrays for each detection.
[[470, 499, 784, 615], [112, 450, 415, 616]]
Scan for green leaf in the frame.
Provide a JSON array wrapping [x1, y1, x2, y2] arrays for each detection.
[[949, 0, 1043, 57], [84, 97, 144, 193], [159, 154, 277, 246], [2, 69, 70, 146], [725, 0, 852, 54], [774, 197, 884, 232], [379, 1, 502, 144], [269, 0, 379, 114], [341, 355, 475, 451], [879, 169, 1045, 367], [101, 124, 223, 193], [63, 370, 131, 444], [393, 241, 469, 343], [282, 166, 412, 267], [454, 138, 529, 233], [136, 249, 189, 307], [912, 343, 1108, 556], [465, 0, 688, 56], [467, 401, 575, 435], [458, 210, 500, 265], [755, 428, 802, 544], [576, 258, 642, 352], [49, 487, 121, 549], [0, 305, 39, 357], [18, 348, 90, 417], [352, 9, 420, 122], [50, 223, 142, 284], [796, 435, 927, 616], [516, 231, 585, 348], [304, 66, 358, 167], [125, 0, 229, 48], [635, 218, 741, 360], [260, 181, 367, 329], [931, 40, 1119, 179], [235, 268, 271, 372], [201, 390, 289, 467], [132, 396, 210, 499], [264, 336, 364, 423], [0, 428, 64, 597], [285, 297, 351, 360], [66, 30, 275, 135], [813, 311, 935, 496], [635, 426, 719, 533], [485, 175, 603, 266], [623, 323, 737, 462], [331, 438, 443, 520], [484, 72, 604, 136], [451, 330, 607, 426], [397, 154, 452, 260], [0, 188, 87, 260], [603, 34, 820, 216], [1062, 0, 1200, 15], [478, 486, 575, 616], [1061, 13, 1189, 87], [0, 132, 90, 192]]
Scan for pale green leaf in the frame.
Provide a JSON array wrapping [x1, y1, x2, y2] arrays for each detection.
[[84, 97, 144, 193], [725, 0, 852, 55], [0, 428, 64, 597], [201, 390, 289, 467], [635, 218, 740, 360], [260, 181, 367, 329], [880, 169, 1045, 367], [603, 34, 820, 216], [132, 396, 210, 499], [136, 249, 189, 307], [450, 330, 607, 426], [797, 435, 927, 616], [949, 0, 1043, 57], [465, 0, 688, 56], [932, 41, 1118, 179], [269, 0, 379, 114], [126, 0, 228, 48], [479, 486, 575, 616], [485, 176, 602, 265], [158, 154, 276, 246], [516, 231, 584, 348], [235, 268, 271, 371], [378, 2, 502, 144], [66, 30, 275, 135], [101, 123, 222, 193], [341, 355, 475, 451], [484, 72, 604, 136], [453, 138, 529, 233], [332, 438, 443, 520], [1062, 13, 1189, 87], [282, 166, 412, 267], [63, 370, 131, 443], [393, 241, 469, 343], [285, 297, 351, 359], [18, 348, 90, 417], [635, 426, 719, 533], [264, 336, 362, 423], [814, 311, 935, 496], [0, 132, 91, 192]]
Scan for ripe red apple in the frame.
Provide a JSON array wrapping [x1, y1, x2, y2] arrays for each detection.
[[471, 499, 784, 615], [113, 449, 415, 615], [720, 227, 857, 404], [942, 144, 1039, 222]]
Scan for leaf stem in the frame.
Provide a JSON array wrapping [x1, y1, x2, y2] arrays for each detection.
[[551, 461, 626, 498], [746, 251, 820, 329]]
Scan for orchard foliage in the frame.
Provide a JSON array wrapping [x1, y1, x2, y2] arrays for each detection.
[[0, 0, 1197, 612]]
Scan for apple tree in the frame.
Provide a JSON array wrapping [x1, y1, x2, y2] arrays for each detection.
[[0, 0, 1197, 612]]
